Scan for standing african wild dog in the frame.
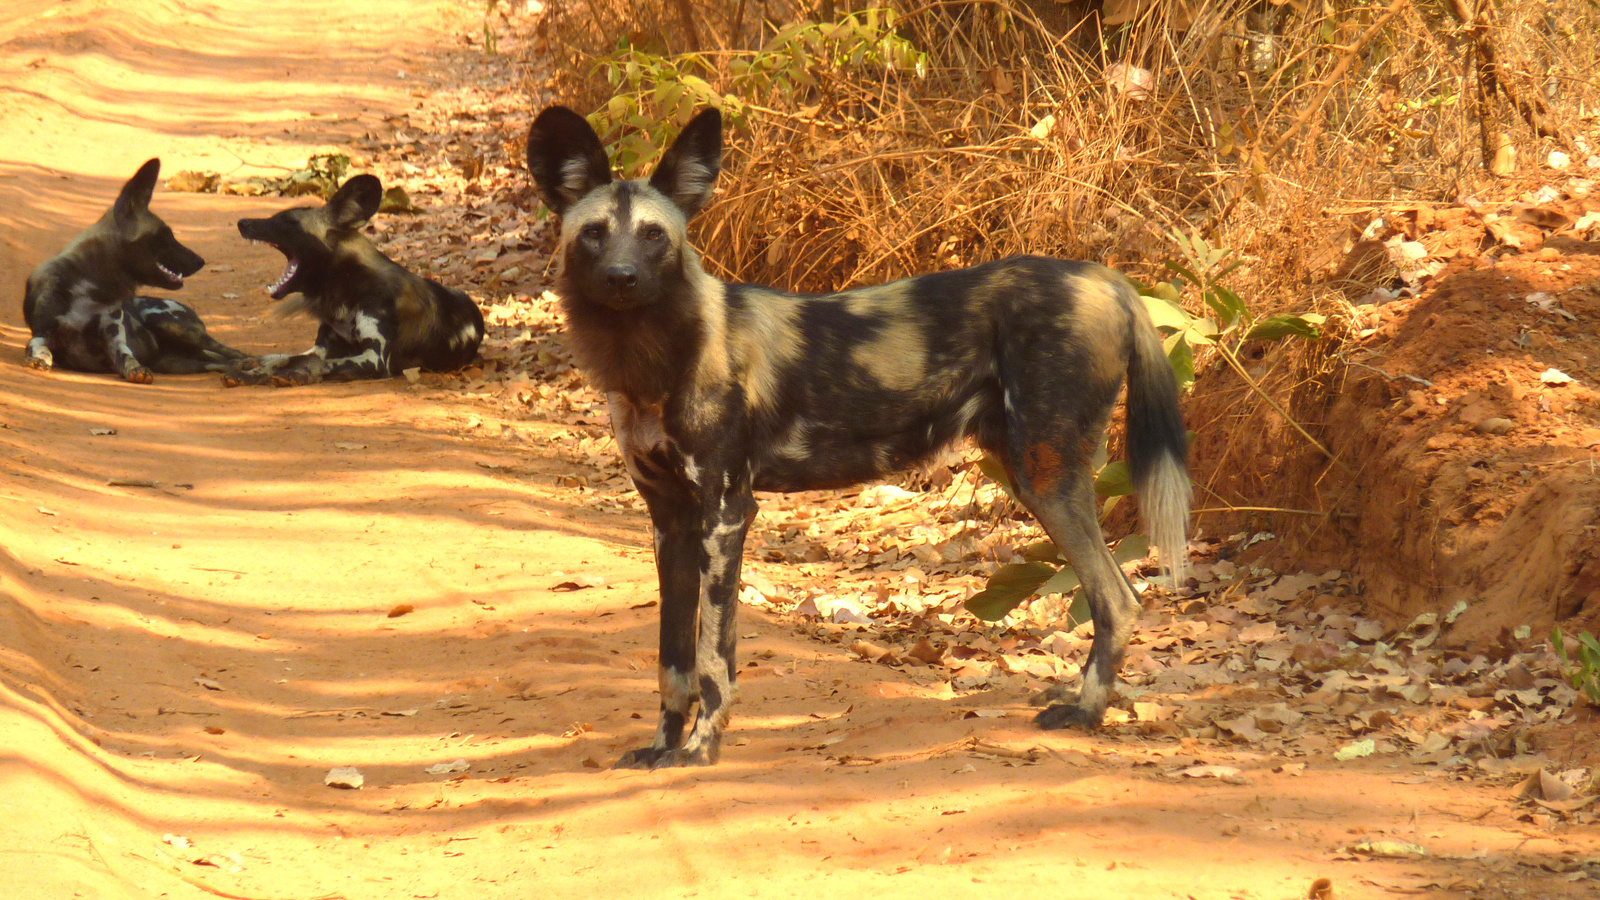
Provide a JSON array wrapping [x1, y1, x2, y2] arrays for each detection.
[[23, 158, 250, 383], [526, 105, 1190, 769], [229, 174, 485, 386]]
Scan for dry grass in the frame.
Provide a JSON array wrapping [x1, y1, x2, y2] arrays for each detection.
[[533, 0, 1596, 301], [525, 0, 1599, 522]]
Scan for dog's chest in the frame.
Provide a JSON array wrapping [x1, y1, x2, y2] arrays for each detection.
[[608, 393, 697, 483], [325, 307, 360, 343], [58, 287, 110, 332]]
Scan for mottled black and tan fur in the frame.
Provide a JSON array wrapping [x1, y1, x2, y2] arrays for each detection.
[[229, 175, 485, 386], [23, 158, 248, 383], [527, 105, 1190, 769]]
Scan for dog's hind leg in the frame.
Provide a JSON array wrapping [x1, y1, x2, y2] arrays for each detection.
[[132, 297, 251, 373], [990, 282, 1139, 729], [100, 306, 154, 383], [1016, 472, 1143, 729]]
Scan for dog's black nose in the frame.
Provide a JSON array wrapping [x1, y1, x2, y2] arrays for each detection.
[[605, 265, 637, 289]]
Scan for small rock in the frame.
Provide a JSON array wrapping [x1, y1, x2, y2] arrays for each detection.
[[1475, 417, 1515, 435]]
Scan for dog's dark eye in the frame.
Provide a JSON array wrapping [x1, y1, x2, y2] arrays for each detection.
[[581, 223, 606, 241], [643, 225, 665, 241]]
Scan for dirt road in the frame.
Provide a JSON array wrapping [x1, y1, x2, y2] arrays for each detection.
[[1, 2, 1596, 898]]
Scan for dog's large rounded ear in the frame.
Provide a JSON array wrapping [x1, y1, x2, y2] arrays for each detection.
[[328, 174, 384, 230], [649, 108, 721, 220], [113, 158, 162, 227], [526, 106, 612, 216]]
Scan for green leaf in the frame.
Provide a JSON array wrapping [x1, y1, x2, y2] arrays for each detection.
[[1245, 314, 1322, 342], [1164, 260, 1203, 288], [679, 74, 717, 103], [1113, 533, 1151, 565], [1094, 460, 1134, 497], [1040, 566, 1080, 596], [1020, 540, 1065, 563], [977, 454, 1016, 499], [1064, 592, 1092, 628], [965, 562, 1056, 621], [1184, 318, 1218, 345], [1166, 334, 1195, 388], [1101, 493, 1124, 518], [1204, 285, 1248, 328], [1141, 294, 1191, 332], [1090, 431, 1110, 472]]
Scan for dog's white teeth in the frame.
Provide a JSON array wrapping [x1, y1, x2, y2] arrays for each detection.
[[268, 259, 299, 291]]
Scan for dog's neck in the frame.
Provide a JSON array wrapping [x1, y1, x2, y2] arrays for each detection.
[[558, 249, 713, 405], [60, 223, 140, 303]]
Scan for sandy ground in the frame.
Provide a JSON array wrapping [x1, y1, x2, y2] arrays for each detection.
[[1, 2, 1598, 899]]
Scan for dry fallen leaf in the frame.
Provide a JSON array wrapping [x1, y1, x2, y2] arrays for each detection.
[[194, 677, 223, 691], [1334, 739, 1376, 761], [325, 766, 364, 789], [1179, 765, 1249, 784], [1344, 839, 1426, 860], [388, 603, 415, 618], [551, 574, 607, 591], [426, 758, 470, 775]]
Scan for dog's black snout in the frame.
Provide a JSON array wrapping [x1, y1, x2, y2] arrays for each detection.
[[605, 265, 638, 289]]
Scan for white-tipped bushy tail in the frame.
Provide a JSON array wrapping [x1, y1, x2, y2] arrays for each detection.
[[1140, 451, 1191, 587], [1121, 282, 1191, 586]]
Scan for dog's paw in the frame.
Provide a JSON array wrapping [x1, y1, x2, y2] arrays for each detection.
[[123, 366, 155, 385], [614, 745, 717, 769], [613, 747, 669, 770], [269, 370, 318, 388], [25, 350, 53, 370], [1034, 702, 1104, 731], [221, 369, 271, 387]]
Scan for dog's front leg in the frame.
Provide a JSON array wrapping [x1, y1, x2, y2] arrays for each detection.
[[299, 312, 393, 384], [223, 332, 329, 386], [101, 306, 153, 383], [650, 458, 755, 768], [616, 467, 703, 769], [24, 334, 53, 370]]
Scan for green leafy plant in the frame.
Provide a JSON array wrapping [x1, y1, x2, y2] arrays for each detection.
[[483, 0, 501, 56], [1139, 229, 1343, 471], [587, 8, 926, 177], [1552, 627, 1600, 704]]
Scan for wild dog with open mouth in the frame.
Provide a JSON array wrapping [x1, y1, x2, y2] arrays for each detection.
[[228, 174, 485, 386], [23, 158, 249, 383], [526, 105, 1190, 769]]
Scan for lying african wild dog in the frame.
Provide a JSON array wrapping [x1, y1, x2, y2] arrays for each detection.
[[23, 158, 250, 383], [228, 174, 485, 386], [526, 105, 1190, 769]]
